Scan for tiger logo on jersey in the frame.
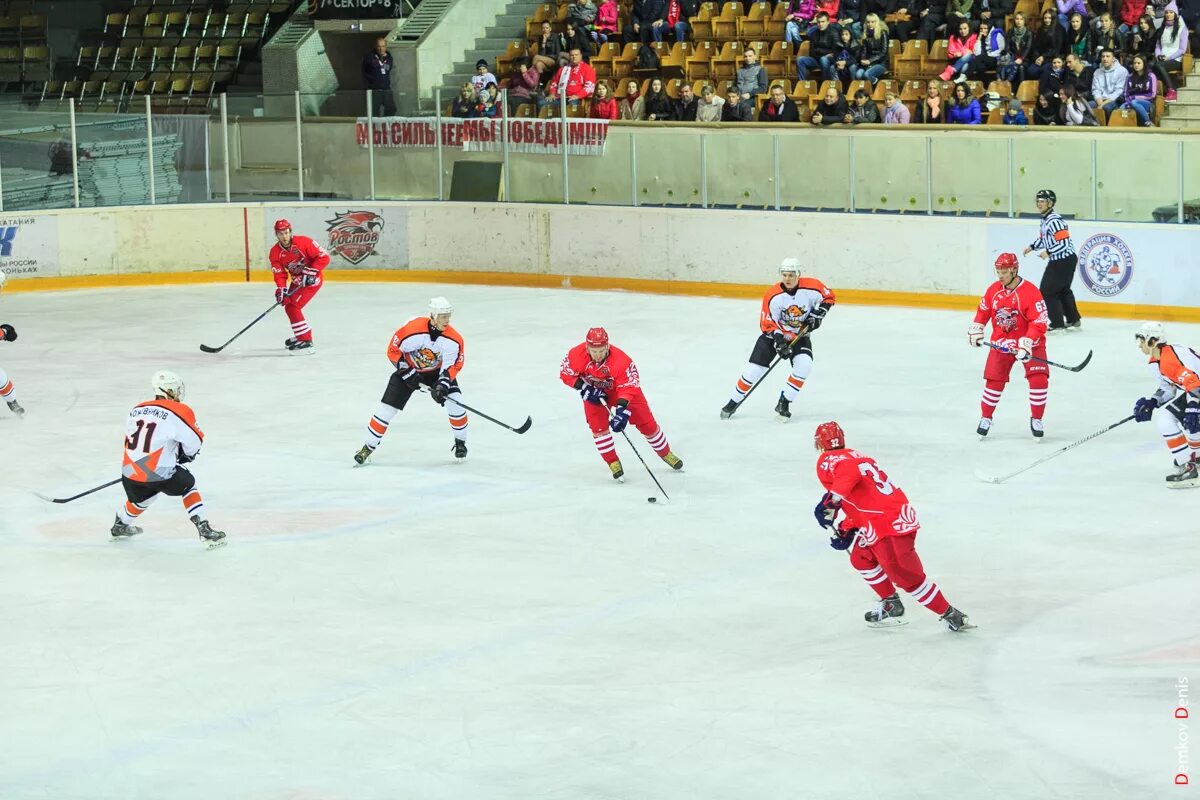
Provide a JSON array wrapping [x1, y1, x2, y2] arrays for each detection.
[[994, 307, 1019, 333], [780, 304, 806, 329], [407, 346, 441, 370], [325, 211, 384, 265]]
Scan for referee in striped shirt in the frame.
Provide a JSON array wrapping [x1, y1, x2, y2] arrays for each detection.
[[1023, 188, 1081, 333]]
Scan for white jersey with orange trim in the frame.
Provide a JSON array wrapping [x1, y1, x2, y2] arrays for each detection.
[[386, 317, 465, 378], [1148, 344, 1200, 404], [759, 277, 837, 337], [121, 399, 204, 483]]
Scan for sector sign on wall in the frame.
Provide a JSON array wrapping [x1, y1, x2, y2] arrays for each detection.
[[265, 207, 407, 270]]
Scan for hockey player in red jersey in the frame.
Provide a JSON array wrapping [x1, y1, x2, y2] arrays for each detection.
[[354, 297, 470, 464], [268, 219, 330, 352], [720, 258, 836, 421], [559, 327, 683, 482], [112, 371, 226, 548], [968, 252, 1050, 439], [1132, 322, 1200, 488], [813, 421, 972, 631], [0, 271, 23, 417]]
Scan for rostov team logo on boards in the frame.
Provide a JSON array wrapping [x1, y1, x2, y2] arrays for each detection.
[[325, 211, 384, 265], [1078, 233, 1134, 298]]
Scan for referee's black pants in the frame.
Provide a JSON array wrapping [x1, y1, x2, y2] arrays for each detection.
[[1039, 254, 1081, 328]]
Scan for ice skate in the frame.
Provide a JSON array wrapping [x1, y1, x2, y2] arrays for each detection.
[[191, 516, 226, 549], [775, 393, 791, 421], [720, 400, 738, 419], [110, 514, 143, 539], [284, 337, 299, 349], [452, 439, 468, 460], [353, 444, 375, 465], [1046, 324, 1068, 335], [864, 593, 907, 628], [1066, 319, 1082, 332], [1030, 418, 1044, 439], [1165, 459, 1199, 489], [940, 605, 975, 631], [7, 399, 24, 417], [609, 460, 625, 482], [976, 417, 992, 438], [289, 340, 314, 354], [661, 451, 683, 471]]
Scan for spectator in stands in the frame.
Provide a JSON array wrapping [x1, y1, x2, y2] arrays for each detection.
[[784, 0, 818, 44], [1091, 48, 1129, 112], [855, 14, 889, 84], [1033, 91, 1060, 122], [1147, 0, 1178, 29], [1063, 53, 1095, 102], [1003, 97, 1030, 123], [1005, 11, 1033, 83], [915, 82, 944, 121], [476, 83, 500, 118], [947, 81, 982, 122], [509, 58, 541, 114], [596, 0, 620, 43], [591, 81, 620, 118], [834, 25, 861, 61], [810, 83, 851, 123], [760, 83, 802, 120], [980, 0, 1015, 26], [665, 0, 694, 43], [971, 19, 1006, 80], [796, 12, 840, 76], [672, 82, 699, 119], [543, 48, 597, 108], [722, 86, 755, 120], [1119, 0, 1147, 32], [1121, 53, 1158, 123], [1039, 54, 1067, 96], [1089, 13, 1125, 61], [1154, 8, 1187, 99], [883, 90, 912, 122], [472, 60, 497, 95], [569, 0, 599, 31], [451, 83, 476, 117], [828, 47, 856, 91], [839, 0, 866, 39], [947, 0, 974, 31], [737, 48, 770, 105], [532, 21, 565, 74], [1057, 0, 1089, 31], [914, 0, 948, 45], [1178, 0, 1199, 49], [939, 20, 978, 82], [814, 0, 842, 27], [644, 77, 673, 119], [1027, 9, 1067, 79], [564, 22, 594, 60], [849, 88, 881, 121], [626, 0, 669, 44], [362, 37, 396, 117], [1059, 83, 1099, 122], [886, 1, 917, 43], [695, 83, 725, 120], [1126, 14, 1157, 61], [620, 79, 646, 118], [1065, 13, 1091, 62]]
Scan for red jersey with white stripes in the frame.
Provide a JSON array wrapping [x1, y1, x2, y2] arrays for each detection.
[[973, 277, 1049, 344], [269, 235, 330, 289], [816, 448, 919, 545], [559, 343, 644, 405]]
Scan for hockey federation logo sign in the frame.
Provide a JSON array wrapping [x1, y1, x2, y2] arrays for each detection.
[[1078, 233, 1134, 298], [325, 211, 384, 265]]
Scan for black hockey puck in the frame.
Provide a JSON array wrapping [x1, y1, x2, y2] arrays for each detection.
[[647, 497, 657, 503]]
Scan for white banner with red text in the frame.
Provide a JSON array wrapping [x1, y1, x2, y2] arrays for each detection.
[[354, 117, 609, 156]]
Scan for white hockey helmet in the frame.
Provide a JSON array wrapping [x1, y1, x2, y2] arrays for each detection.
[[779, 257, 801, 276], [151, 370, 185, 401], [428, 296, 453, 316], [1135, 321, 1165, 345]]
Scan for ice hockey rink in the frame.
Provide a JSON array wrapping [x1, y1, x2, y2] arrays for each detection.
[[0, 281, 1195, 800]]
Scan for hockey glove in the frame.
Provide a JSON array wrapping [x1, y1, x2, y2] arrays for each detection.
[[805, 303, 832, 333], [579, 384, 607, 405], [772, 332, 793, 358], [609, 401, 632, 433], [1185, 402, 1200, 435], [829, 527, 858, 550], [967, 322, 984, 348], [431, 374, 453, 406], [176, 445, 195, 464], [274, 286, 288, 304], [814, 491, 841, 529], [0, 323, 16, 342], [300, 271, 320, 288], [1014, 336, 1034, 363], [396, 363, 422, 391], [1133, 396, 1158, 423]]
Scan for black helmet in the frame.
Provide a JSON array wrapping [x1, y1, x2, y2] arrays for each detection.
[[1036, 189, 1056, 204]]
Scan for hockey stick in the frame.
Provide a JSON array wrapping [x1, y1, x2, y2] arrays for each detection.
[[724, 330, 807, 417], [611, 413, 671, 502], [419, 388, 532, 434], [200, 301, 282, 353], [976, 414, 1136, 484], [981, 340, 1093, 372], [35, 477, 121, 504]]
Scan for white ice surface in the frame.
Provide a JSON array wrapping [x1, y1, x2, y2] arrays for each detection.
[[0, 282, 1196, 800]]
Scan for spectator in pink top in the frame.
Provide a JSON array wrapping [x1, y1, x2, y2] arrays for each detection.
[[939, 20, 978, 82]]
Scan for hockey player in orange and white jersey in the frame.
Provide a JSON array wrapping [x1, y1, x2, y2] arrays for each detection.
[[112, 371, 226, 548], [0, 271, 24, 417], [720, 258, 836, 421], [354, 297, 470, 464], [1132, 322, 1200, 488]]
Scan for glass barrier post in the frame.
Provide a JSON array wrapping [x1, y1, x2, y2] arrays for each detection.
[[700, 134, 708, 209], [1007, 137, 1014, 217], [560, 99, 569, 205], [1178, 141, 1185, 224], [772, 135, 780, 211], [925, 136, 933, 214], [0, 149, 4, 212], [630, 135, 638, 207], [68, 102, 80, 208], [1090, 139, 1097, 219], [145, 95, 156, 205], [435, 87, 444, 201], [221, 93, 231, 202], [500, 89, 511, 202], [366, 89, 376, 201], [295, 90, 305, 200], [848, 135, 856, 213]]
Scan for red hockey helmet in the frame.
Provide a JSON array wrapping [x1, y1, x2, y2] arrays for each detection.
[[994, 252, 1019, 270], [586, 327, 609, 347], [274, 219, 292, 233], [814, 421, 846, 451]]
